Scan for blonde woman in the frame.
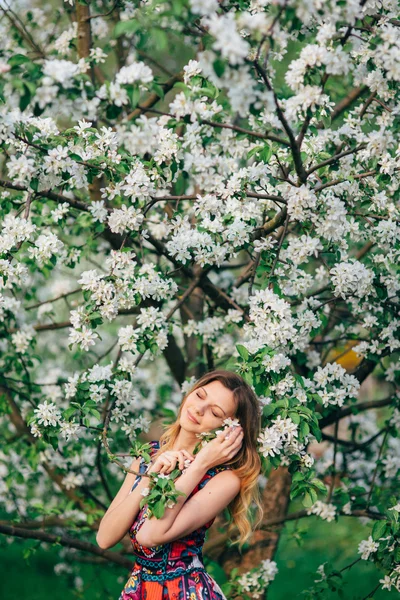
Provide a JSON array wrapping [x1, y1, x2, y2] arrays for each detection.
[[97, 369, 263, 599]]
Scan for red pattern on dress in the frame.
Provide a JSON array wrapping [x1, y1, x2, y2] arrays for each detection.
[[119, 441, 229, 599]]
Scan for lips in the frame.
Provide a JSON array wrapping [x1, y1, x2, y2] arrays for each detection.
[[187, 409, 199, 425]]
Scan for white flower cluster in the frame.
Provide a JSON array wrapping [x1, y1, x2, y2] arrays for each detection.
[[53, 22, 77, 55], [258, 416, 299, 458], [121, 415, 151, 438], [280, 234, 322, 267], [205, 13, 250, 66], [169, 91, 222, 122], [62, 472, 84, 490], [42, 58, 81, 87], [107, 205, 144, 234], [237, 559, 278, 599], [284, 85, 334, 121], [115, 61, 153, 85], [0, 214, 36, 254], [379, 569, 400, 593], [11, 326, 35, 354], [285, 44, 350, 92], [131, 263, 178, 302], [59, 421, 80, 442], [305, 362, 360, 408], [0, 258, 28, 290], [182, 313, 241, 359], [189, 0, 218, 16], [262, 352, 291, 374], [118, 307, 169, 355], [68, 256, 178, 351], [244, 288, 297, 353], [68, 326, 99, 352], [285, 184, 318, 221], [330, 260, 374, 300], [32, 400, 61, 427], [164, 212, 236, 267], [7, 154, 36, 185], [358, 536, 379, 560], [28, 232, 65, 267], [306, 500, 336, 522]]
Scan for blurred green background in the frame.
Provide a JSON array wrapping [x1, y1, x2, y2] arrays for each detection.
[[1, 506, 397, 599]]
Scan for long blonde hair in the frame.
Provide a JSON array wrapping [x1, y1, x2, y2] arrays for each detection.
[[153, 369, 264, 548]]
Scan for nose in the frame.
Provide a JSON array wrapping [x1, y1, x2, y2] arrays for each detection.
[[193, 404, 204, 417]]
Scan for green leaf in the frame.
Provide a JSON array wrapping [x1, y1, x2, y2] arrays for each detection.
[[372, 520, 387, 541], [288, 411, 300, 424], [30, 178, 39, 192], [151, 82, 165, 99], [311, 478, 327, 493], [260, 144, 272, 163], [262, 404, 276, 418], [8, 54, 31, 67], [126, 85, 140, 108], [173, 82, 190, 96], [236, 344, 249, 361], [89, 408, 101, 420], [63, 407, 77, 420], [213, 59, 225, 77], [114, 20, 140, 38], [152, 28, 168, 51], [20, 82, 33, 111], [152, 500, 165, 519], [299, 421, 310, 438], [302, 491, 314, 508]]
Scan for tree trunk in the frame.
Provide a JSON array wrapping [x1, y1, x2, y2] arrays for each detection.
[[76, 4, 92, 60], [180, 284, 205, 379], [220, 467, 292, 584]]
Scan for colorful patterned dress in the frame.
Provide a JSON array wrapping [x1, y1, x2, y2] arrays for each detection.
[[119, 440, 229, 599]]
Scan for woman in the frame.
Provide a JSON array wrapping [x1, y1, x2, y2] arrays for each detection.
[[96, 369, 263, 599]]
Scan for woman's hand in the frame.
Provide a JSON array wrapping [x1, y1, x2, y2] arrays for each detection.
[[147, 449, 195, 475], [193, 425, 244, 471]]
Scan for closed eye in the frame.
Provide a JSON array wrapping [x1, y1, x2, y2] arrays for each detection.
[[197, 392, 222, 419]]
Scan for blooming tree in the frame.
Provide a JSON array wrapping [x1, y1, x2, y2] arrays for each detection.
[[0, 0, 400, 597]]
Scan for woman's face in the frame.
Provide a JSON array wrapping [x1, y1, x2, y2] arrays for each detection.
[[180, 380, 236, 433]]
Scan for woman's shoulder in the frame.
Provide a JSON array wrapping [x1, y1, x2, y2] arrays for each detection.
[[199, 464, 241, 491]]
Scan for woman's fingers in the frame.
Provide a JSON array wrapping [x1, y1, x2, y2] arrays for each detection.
[[181, 449, 194, 461], [224, 427, 243, 457], [159, 456, 173, 473], [156, 450, 196, 474], [224, 426, 243, 443]]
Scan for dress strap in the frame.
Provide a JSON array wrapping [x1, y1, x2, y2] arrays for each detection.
[[149, 440, 160, 457], [198, 464, 232, 491], [129, 441, 159, 495], [129, 456, 148, 494]]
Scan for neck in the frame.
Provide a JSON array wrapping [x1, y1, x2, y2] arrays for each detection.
[[171, 427, 199, 454]]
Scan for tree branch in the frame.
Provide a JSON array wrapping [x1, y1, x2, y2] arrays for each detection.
[[253, 61, 307, 183], [319, 396, 395, 429], [0, 524, 132, 569]]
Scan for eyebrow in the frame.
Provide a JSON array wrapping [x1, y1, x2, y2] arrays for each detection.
[[200, 387, 226, 415]]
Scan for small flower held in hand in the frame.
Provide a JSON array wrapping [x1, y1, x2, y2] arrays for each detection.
[[193, 417, 241, 453]]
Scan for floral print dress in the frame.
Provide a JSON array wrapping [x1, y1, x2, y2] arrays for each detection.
[[119, 441, 229, 600]]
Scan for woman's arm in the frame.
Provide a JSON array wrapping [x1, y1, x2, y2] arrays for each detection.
[[136, 467, 240, 547], [136, 427, 243, 548], [96, 457, 150, 549]]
